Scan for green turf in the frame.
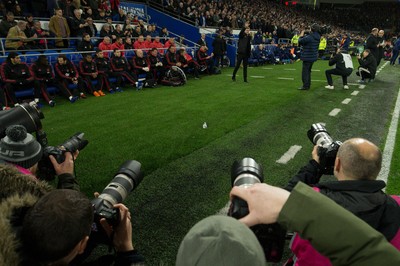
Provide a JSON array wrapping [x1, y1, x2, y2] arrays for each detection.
[[37, 59, 400, 265]]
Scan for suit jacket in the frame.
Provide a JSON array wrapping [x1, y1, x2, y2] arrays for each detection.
[[5, 26, 26, 49], [48, 15, 70, 47]]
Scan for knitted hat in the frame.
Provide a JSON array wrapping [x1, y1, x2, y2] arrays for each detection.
[[0, 125, 43, 169], [176, 215, 266, 266]]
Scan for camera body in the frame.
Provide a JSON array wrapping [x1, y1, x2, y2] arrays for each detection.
[[228, 158, 286, 263], [307, 123, 342, 175], [37, 133, 88, 180]]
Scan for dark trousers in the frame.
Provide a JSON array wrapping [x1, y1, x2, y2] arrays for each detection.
[[302, 61, 314, 89], [56, 78, 84, 99], [4, 82, 36, 105], [0, 86, 7, 108], [390, 50, 399, 65], [325, 68, 352, 86], [34, 80, 53, 103], [232, 54, 248, 81]]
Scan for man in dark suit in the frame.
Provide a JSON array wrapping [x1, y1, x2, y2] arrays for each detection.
[[232, 22, 251, 83]]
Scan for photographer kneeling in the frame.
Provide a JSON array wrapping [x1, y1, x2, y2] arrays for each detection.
[[324, 48, 353, 90], [285, 138, 400, 265]]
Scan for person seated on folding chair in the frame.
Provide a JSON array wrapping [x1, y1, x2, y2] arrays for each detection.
[[110, 49, 138, 89], [177, 47, 200, 79], [54, 54, 86, 102], [79, 54, 105, 97], [31, 55, 60, 107], [196, 45, 214, 74], [94, 49, 122, 93], [131, 49, 153, 82], [148, 47, 166, 82], [0, 52, 35, 107], [164, 45, 181, 68], [77, 33, 94, 56]]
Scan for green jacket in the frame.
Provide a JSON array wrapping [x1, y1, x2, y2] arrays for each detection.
[[279, 182, 400, 265]]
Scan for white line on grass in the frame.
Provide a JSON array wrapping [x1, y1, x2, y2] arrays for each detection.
[[284, 68, 296, 71], [348, 83, 359, 86], [342, 98, 352, 104], [250, 75, 265, 78], [216, 201, 230, 215], [262, 67, 273, 70], [378, 85, 400, 187], [276, 145, 302, 164], [311, 80, 326, 82], [312, 69, 321, 72], [329, 108, 341, 116], [359, 85, 366, 89], [351, 91, 360, 96], [278, 77, 294, 80]]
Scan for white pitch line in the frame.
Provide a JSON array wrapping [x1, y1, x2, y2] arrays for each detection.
[[347, 83, 359, 86], [329, 108, 341, 116], [359, 85, 366, 89], [276, 145, 302, 164], [312, 69, 321, 72], [284, 68, 296, 71], [262, 67, 273, 70], [311, 80, 326, 82], [378, 85, 400, 187], [351, 91, 360, 96], [342, 98, 352, 104], [278, 77, 294, 80], [250, 75, 265, 78]]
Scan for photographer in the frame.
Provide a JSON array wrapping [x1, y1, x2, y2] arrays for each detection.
[[284, 138, 400, 265], [297, 24, 321, 90], [0, 125, 79, 190], [324, 48, 353, 90], [356, 49, 377, 83], [227, 182, 400, 265], [20, 189, 144, 266]]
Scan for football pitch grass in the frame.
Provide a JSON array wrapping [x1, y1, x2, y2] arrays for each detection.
[[40, 59, 400, 265]]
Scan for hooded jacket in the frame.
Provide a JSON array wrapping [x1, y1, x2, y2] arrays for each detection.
[[298, 31, 321, 62]]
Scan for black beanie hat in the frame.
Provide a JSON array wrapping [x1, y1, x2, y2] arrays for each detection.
[[0, 125, 43, 169]]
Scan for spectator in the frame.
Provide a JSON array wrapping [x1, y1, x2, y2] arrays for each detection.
[[77, 33, 95, 55], [99, 23, 112, 39], [123, 18, 134, 36], [390, 34, 400, 66], [49, 7, 71, 48], [69, 8, 89, 46], [285, 138, 400, 264], [356, 48, 377, 83], [79, 53, 104, 96], [111, 24, 124, 41], [152, 36, 165, 54], [339, 33, 351, 52], [144, 35, 153, 50], [31, 20, 51, 49], [84, 17, 98, 38], [113, 7, 126, 22], [134, 35, 146, 50], [98, 36, 112, 57], [159, 27, 168, 43], [54, 54, 86, 102], [124, 36, 134, 50], [3, 0, 18, 12], [31, 55, 57, 107], [0, 52, 35, 106], [164, 37, 176, 49], [5, 21, 38, 50], [324, 48, 353, 90], [197, 33, 207, 47], [0, 11, 16, 37], [111, 36, 125, 56]]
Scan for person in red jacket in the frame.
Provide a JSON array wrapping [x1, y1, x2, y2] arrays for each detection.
[[54, 54, 86, 102], [151, 36, 165, 55], [98, 36, 113, 58], [111, 36, 125, 56], [133, 35, 146, 50], [0, 52, 35, 106], [79, 54, 105, 97]]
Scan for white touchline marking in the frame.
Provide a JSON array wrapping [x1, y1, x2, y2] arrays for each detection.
[[351, 91, 359, 95], [311, 80, 326, 82], [250, 76, 265, 78], [329, 108, 341, 116], [359, 85, 366, 89], [378, 85, 400, 188], [284, 68, 296, 71], [278, 77, 294, 80], [262, 67, 273, 69], [347, 83, 359, 86], [342, 98, 352, 104], [276, 145, 302, 164], [312, 69, 321, 72]]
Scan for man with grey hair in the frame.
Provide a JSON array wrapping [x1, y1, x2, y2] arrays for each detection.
[[5, 21, 37, 50], [285, 137, 400, 264]]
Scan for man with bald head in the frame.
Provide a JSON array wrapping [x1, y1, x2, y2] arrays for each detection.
[[285, 138, 400, 264]]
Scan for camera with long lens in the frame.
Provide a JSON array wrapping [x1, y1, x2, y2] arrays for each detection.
[[228, 158, 286, 263], [37, 133, 88, 180], [0, 102, 44, 138], [307, 123, 342, 175]]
